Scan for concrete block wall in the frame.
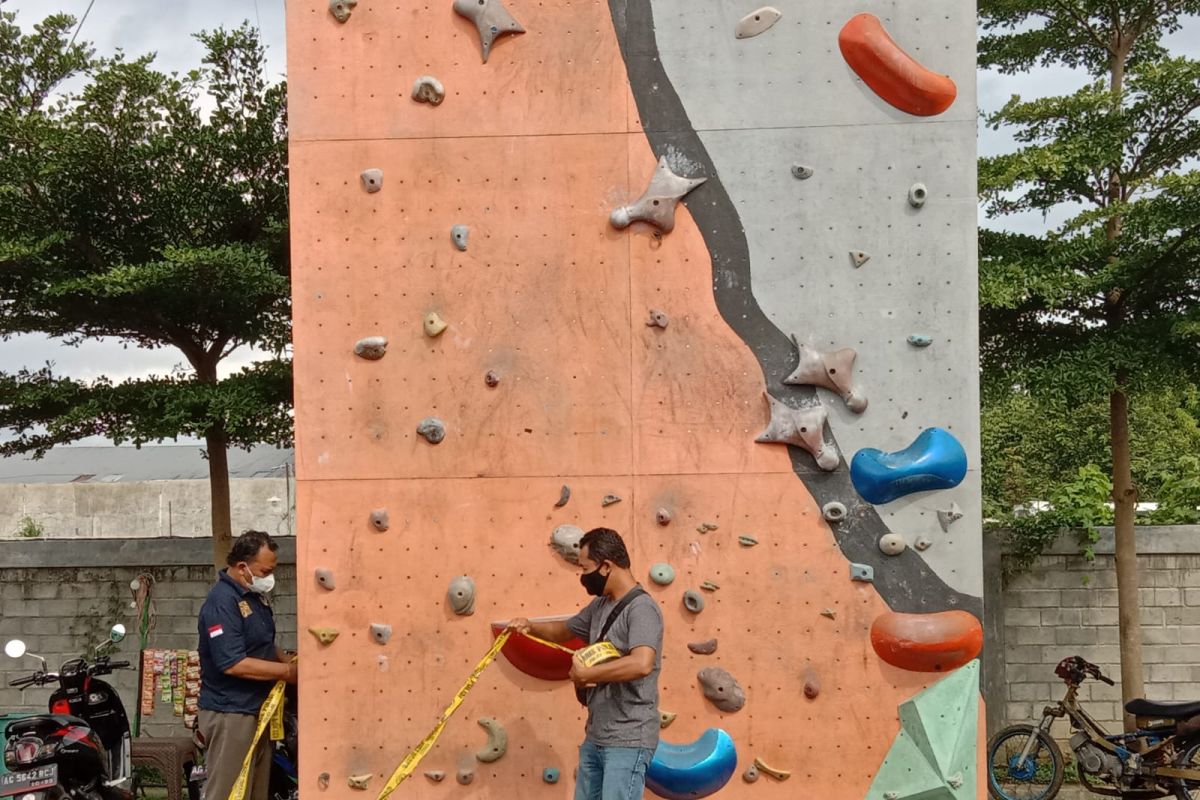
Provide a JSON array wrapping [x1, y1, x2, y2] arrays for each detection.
[[0, 539, 295, 738], [985, 526, 1200, 741], [0, 478, 294, 540]]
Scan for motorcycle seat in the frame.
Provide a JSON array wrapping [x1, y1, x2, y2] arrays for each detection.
[[1125, 699, 1200, 719], [6, 714, 87, 738]]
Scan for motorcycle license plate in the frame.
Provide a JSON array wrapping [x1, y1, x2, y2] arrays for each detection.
[[0, 764, 57, 797]]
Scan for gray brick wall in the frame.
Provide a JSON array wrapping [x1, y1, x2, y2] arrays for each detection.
[[989, 526, 1200, 741], [0, 548, 295, 738]]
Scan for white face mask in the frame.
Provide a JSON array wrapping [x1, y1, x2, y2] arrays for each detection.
[[243, 567, 276, 595]]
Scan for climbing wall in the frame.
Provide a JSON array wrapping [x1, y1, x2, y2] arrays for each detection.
[[288, 1, 983, 799]]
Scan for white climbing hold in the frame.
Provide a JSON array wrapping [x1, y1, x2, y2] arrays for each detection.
[[849, 250, 871, 268], [937, 502, 963, 532], [735, 7, 782, 39], [879, 533, 907, 556]]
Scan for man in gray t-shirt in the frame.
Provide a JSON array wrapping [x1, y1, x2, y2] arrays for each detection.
[[509, 527, 664, 800]]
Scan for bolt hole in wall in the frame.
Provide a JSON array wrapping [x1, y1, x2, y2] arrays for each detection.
[[288, 0, 979, 798]]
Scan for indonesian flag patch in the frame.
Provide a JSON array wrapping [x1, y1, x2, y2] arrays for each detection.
[[208, 624, 224, 639]]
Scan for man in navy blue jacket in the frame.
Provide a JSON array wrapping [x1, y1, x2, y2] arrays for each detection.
[[197, 530, 296, 800]]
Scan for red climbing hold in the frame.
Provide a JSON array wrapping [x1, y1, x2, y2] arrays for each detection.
[[838, 13, 957, 117], [870, 610, 982, 672]]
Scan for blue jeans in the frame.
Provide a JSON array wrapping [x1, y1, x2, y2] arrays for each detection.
[[574, 741, 655, 800]]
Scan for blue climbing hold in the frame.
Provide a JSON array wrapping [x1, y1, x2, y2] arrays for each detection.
[[850, 427, 968, 505], [645, 728, 738, 800], [542, 768, 560, 784]]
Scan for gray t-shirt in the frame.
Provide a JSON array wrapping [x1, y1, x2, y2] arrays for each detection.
[[567, 588, 663, 749]]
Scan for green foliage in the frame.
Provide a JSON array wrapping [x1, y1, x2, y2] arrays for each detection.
[[996, 465, 1111, 577], [15, 515, 43, 538], [0, 11, 291, 457], [1149, 454, 1200, 524], [979, 0, 1200, 568]]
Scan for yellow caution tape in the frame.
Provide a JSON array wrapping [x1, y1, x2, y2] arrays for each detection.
[[376, 631, 514, 800], [227, 679, 287, 800], [269, 694, 285, 742], [574, 641, 621, 668]]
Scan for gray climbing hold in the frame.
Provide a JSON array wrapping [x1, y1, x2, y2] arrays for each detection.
[[377, 654, 389, 672], [646, 309, 669, 328], [884, 793, 899, 800], [451, 225, 469, 251], [879, 533, 907, 556], [687, 639, 718, 655], [914, 535, 933, 552], [696, 521, 719, 533], [542, 768, 560, 784], [700, 581, 720, 592], [656, 507, 672, 526], [550, 524, 584, 564], [937, 501, 963, 532], [329, 0, 357, 23], [659, 710, 677, 729], [743, 765, 760, 783], [850, 563, 874, 582], [370, 623, 392, 645], [448, 575, 476, 616], [424, 312, 448, 337], [784, 335, 868, 413], [370, 508, 390, 531], [947, 772, 963, 789], [649, 563, 675, 586], [755, 393, 839, 471], [354, 336, 388, 360], [791, 163, 814, 180], [456, 767, 474, 786], [347, 774, 372, 791], [738, 535, 759, 547], [360, 168, 383, 193], [318, 773, 330, 790], [907, 334, 933, 347], [849, 250, 871, 268], [610, 156, 706, 234], [601, 493, 622, 507], [412, 76, 445, 105], [315, 568, 336, 590], [822, 501, 847, 523], [908, 182, 928, 208], [484, 370, 500, 388], [735, 7, 782, 39], [697, 666, 745, 713], [424, 771, 445, 783], [682, 590, 705, 613], [554, 484, 571, 508], [452, 0, 525, 64], [820, 608, 836, 620], [475, 717, 507, 763], [416, 417, 446, 444]]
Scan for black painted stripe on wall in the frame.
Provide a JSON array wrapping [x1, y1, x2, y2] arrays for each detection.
[[608, 0, 981, 617]]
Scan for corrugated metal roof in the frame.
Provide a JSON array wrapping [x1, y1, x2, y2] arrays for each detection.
[[0, 445, 293, 483]]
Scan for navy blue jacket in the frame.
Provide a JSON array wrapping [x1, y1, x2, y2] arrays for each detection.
[[197, 570, 277, 714]]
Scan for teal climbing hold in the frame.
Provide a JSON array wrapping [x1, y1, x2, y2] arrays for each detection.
[[649, 563, 676, 586], [542, 768, 560, 784], [865, 661, 978, 800]]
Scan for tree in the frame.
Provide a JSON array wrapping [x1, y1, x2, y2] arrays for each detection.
[[979, 0, 1200, 730], [0, 12, 292, 569]]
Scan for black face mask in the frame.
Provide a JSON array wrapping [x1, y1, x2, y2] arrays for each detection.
[[580, 565, 609, 597]]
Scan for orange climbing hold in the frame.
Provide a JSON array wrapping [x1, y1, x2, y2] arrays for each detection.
[[838, 13, 957, 117], [870, 610, 982, 672]]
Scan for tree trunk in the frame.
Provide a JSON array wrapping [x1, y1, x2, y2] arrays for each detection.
[[206, 425, 233, 571], [1111, 381, 1143, 732]]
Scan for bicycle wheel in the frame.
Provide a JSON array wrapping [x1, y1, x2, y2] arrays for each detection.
[[987, 724, 1064, 800], [1174, 738, 1200, 800]]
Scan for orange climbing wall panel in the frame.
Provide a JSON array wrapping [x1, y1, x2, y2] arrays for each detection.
[[288, 1, 984, 798]]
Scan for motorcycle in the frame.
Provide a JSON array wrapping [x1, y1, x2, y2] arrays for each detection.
[[989, 655, 1200, 799], [2, 625, 134, 800]]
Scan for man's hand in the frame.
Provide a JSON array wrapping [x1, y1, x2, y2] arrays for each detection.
[[570, 653, 597, 688], [507, 618, 533, 635], [283, 661, 298, 685]]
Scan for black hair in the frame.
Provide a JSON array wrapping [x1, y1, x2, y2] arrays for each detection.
[[226, 530, 279, 568], [579, 527, 631, 569]]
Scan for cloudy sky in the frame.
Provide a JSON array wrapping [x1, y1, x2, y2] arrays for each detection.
[[0, 0, 1196, 445]]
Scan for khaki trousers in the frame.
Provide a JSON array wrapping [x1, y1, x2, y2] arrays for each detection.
[[198, 709, 271, 800]]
